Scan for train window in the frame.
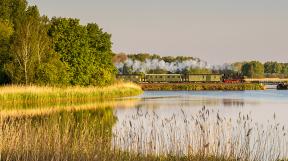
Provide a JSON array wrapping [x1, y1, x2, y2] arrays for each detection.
[[167, 76, 170, 78], [178, 76, 180, 78], [160, 76, 162, 78]]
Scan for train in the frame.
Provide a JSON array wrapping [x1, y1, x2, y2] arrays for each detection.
[[117, 74, 288, 84], [117, 74, 224, 83]]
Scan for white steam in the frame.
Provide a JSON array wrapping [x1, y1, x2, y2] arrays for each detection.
[[115, 58, 209, 74]]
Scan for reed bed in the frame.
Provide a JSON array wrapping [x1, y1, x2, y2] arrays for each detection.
[[1, 105, 287, 161], [113, 107, 288, 161], [0, 82, 143, 106]]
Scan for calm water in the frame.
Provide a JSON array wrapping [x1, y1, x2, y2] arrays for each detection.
[[112, 90, 288, 159], [2, 90, 288, 160], [115, 90, 288, 130]]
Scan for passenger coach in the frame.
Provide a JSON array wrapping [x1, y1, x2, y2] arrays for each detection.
[[117, 73, 223, 83], [144, 74, 182, 83]]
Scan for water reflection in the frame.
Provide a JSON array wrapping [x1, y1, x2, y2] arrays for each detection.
[[1, 107, 117, 160], [112, 90, 288, 160], [1, 90, 288, 161]]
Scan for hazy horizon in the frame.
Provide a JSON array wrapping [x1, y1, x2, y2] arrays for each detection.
[[27, 0, 288, 65]]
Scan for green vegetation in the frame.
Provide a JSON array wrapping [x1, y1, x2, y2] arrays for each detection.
[[0, 82, 142, 105], [140, 83, 264, 91], [227, 61, 288, 79], [241, 61, 264, 78], [264, 61, 288, 78], [0, 0, 116, 86]]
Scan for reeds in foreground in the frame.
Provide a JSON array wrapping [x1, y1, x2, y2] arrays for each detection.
[[1, 105, 288, 161], [112, 106, 288, 161]]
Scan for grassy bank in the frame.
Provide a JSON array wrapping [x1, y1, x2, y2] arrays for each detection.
[[0, 82, 143, 103], [140, 83, 264, 91]]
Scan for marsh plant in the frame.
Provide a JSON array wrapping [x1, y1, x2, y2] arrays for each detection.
[[0, 82, 142, 105], [0, 106, 288, 161], [112, 106, 288, 161]]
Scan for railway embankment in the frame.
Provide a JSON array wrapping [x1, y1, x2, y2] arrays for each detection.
[[139, 83, 264, 91]]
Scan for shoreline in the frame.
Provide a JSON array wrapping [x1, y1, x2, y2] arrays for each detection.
[[0, 82, 143, 103], [139, 82, 265, 91]]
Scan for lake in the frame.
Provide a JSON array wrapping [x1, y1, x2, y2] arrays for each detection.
[[113, 90, 288, 160], [2, 89, 288, 161]]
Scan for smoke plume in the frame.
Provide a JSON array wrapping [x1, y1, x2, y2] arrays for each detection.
[[115, 58, 209, 74]]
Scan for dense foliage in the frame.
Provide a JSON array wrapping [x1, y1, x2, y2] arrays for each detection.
[[0, 0, 116, 86], [228, 61, 288, 78]]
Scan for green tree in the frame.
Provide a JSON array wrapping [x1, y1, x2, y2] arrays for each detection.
[[48, 18, 116, 86], [282, 64, 288, 75], [264, 61, 282, 74], [5, 6, 53, 84], [241, 61, 264, 78], [148, 68, 168, 74], [86, 23, 116, 86], [183, 67, 211, 74], [0, 20, 13, 84]]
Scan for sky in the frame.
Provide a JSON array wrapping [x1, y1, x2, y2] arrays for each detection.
[[27, 0, 288, 65]]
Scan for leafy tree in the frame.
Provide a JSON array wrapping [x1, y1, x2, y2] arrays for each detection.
[[86, 23, 116, 86], [148, 68, 168, 74], [282, 64, 288, 75], [0, 0, 27, 24], [5, 6, 53, 84], [183, 67, 211, 74], [0, 20, 13, 84], [162, 56, 175, 63], [264, 61, 282, 74], [35, 51, 69, 85], [241, 61, 264, 78], [48, 18, 116, 86], [128, 53, 151, 62]]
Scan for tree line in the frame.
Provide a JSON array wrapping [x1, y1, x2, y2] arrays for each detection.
[[0, 0, 116, 86], [220, 61, 288, 79], [114, 53, 288, 78]]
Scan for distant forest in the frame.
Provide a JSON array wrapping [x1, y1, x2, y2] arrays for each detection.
[[113, 53, 288, 79], [0, 0, 116, 86]]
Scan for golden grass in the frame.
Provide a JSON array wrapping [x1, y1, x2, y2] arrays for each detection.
[[0, 82, 143, 105]]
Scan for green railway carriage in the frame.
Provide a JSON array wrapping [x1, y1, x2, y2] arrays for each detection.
[[116, 74, 143, 82], [186, 74, 222, 82], [144, 74, 182, 82], [116, 73, 222, 83]]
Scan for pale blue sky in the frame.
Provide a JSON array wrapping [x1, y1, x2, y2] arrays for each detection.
[[27, 0, 288, 64]]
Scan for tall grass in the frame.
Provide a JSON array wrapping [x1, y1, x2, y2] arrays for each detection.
[[0, 82, 143, 105], [1, 106, 287, 161], [113, 107, 288, 161]]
